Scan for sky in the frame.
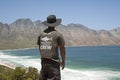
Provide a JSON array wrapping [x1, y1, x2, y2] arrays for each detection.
[[0, 0, 120, 30]]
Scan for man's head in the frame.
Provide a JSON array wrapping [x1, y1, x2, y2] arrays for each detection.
[[42, 15, 62, 27]]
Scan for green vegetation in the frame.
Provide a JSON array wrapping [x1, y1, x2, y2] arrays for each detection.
[[0, 65, 39, 80]]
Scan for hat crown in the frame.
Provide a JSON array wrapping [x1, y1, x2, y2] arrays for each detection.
[[42, 15, 61, 27], [47, 15, 56, 23]]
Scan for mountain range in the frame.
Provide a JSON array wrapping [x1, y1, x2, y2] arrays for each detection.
[[0, 18, 120, 49]]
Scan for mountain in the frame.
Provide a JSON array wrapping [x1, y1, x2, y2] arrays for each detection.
[[0, 18, 120, 49]]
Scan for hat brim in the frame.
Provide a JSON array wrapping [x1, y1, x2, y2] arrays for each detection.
[[42, 19, 61, 27]]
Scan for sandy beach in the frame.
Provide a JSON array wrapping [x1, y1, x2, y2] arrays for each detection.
[[0, 61, 16, 69]]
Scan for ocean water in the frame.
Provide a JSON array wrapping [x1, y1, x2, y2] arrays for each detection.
[[0, 46, 120, 80]]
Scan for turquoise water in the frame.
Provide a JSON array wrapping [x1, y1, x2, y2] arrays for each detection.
[[66, 46, 120, 71], [0, 46, 120, 80]]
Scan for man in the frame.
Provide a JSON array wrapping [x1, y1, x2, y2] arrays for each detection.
[[37, 15, 66, 80]]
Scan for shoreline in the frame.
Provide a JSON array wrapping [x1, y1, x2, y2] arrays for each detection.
[[0, 45, 120, 51], [0, 47, 37, 51], [0, 62, 16, 69]]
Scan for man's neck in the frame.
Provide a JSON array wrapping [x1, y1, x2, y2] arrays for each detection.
[[44, 27, 55, 33], [48, 27, 55, 30]]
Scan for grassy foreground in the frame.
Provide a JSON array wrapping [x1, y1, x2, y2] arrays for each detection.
[[0, 65, 39, 80]]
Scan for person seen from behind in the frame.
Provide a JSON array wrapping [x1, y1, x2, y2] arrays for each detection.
[[37, 14, 66, 80]]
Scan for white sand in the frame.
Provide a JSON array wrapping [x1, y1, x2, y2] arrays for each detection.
[[0, 61, 16, 69]]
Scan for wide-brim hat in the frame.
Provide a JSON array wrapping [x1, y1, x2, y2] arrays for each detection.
[[42, 15, 61, 27]]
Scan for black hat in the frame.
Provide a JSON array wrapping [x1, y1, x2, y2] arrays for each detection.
[[42, 15, 61, 27]]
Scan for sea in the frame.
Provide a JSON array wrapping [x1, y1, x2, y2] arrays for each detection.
[[0, 46, 120, 80]]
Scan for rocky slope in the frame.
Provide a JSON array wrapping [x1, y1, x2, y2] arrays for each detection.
[[0, 18, 120, 49]]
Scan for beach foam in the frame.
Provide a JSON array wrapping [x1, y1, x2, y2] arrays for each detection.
[[61, 68, 120, 80], [1, 51, 120, 80]]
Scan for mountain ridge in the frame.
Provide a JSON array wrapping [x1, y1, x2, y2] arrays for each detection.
[[0, 18, 120, 49]]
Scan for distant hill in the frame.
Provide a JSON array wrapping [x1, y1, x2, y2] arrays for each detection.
[[0, 18, 120, 49]]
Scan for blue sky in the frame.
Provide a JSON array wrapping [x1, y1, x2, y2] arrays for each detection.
[[0, 0, 120, 30]]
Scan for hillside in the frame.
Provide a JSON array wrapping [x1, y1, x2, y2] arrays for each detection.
[[0, 18, 120, 49]]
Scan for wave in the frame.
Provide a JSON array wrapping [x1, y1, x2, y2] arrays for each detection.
[[61, 68, 120, 80], [1, 51, 120, 80], [0, 51, 41, 69], [0, 51, 31, 59], [0, 47, 36, 51]]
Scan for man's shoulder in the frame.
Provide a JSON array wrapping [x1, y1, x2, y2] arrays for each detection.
[[54, 31, 64, 39], [54, 30, 62, 36], [38, 30, 63, 37]]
